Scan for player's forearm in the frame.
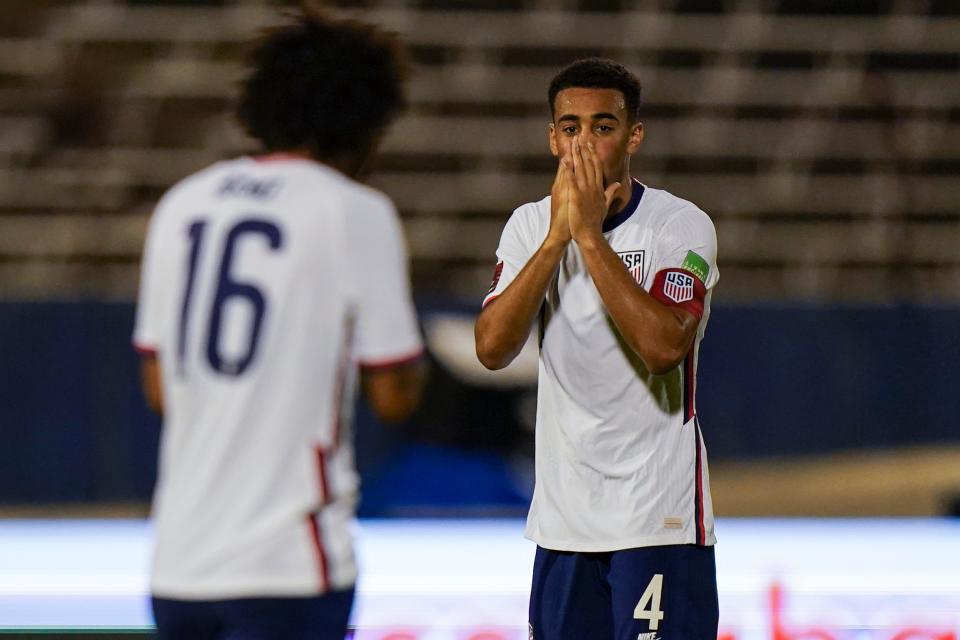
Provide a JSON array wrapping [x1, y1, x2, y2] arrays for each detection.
[[475, 238, 566, 370], [576, 234, 693, 375], [363, 360, 427, 423], [140, 356, 164, 415]]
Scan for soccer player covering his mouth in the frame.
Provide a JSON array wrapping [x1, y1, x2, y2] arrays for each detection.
[[475, 58, 720, 640], [133, 10, 424, 639]]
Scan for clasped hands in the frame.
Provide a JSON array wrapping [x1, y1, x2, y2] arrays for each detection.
[[549, 138, 622, 249]]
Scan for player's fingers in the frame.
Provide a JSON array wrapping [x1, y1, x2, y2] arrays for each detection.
[[579, 141, 594, 186], [571, 139, 587, 189], [553, 156, 565, 185], [552, 159, 567, 197], [563, 160, 576, 206], [583, 141, 600, 191], [559, 164, 568, 205], [588, 143, 604, 189]]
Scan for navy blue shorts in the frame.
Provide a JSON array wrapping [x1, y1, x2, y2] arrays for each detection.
[[529, 544, 718, 640], [152, 589, 355, 640]]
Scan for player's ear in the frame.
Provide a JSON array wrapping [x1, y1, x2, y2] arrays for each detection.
[[548, 122, 560, 158], [627, 121, 644, 154]]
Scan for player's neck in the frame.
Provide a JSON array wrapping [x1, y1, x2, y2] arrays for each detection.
[[254, 149, 313, 163], [257, 147, 368, 179], [606, 174, 636, 217], [319, 151, 372, 179]]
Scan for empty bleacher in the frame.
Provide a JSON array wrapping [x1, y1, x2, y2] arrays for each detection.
[[0, 0, 957, 301]]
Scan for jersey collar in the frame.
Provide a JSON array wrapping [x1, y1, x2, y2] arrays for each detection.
[[601, 178, 644, 234], [250, 152, 313, 163]]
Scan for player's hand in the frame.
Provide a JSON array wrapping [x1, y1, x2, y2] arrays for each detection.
[[568, 139, 620, 246], [547, 156, 573, 247]]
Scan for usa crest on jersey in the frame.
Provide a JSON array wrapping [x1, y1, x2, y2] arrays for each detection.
[[617, 250, 645, 284], [663, 270, 695, 303]]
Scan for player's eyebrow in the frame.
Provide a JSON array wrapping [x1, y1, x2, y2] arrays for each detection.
[[591, 112, 621, 122], [556, 112, 621, 124]]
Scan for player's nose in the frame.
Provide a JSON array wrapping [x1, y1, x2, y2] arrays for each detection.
[[576, 130, 596, 145]]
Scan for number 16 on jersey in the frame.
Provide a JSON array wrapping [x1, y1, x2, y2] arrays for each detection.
[[178, 217, 284, 377]]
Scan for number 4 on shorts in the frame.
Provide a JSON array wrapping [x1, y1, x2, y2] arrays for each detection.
[[634, 573, 665, 631]]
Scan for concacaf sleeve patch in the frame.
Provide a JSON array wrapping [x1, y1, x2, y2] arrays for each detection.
[[651, 268, 707, 319], [681, 250, 710, 283]]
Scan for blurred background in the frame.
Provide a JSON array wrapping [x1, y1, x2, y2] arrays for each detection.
[[0, 0, 959, 637]]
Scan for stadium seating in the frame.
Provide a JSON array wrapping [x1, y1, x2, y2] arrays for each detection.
[[0, 0, 957, 301]]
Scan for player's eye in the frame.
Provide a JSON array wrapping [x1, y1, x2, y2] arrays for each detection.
[[596, 124, 614, 133], [562, 126, 578, 135]]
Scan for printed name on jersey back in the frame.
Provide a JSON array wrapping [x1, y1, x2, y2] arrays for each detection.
[[218, 175, 281, 199], [616, 250, 645, 284]]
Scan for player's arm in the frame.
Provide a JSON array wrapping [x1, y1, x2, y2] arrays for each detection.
[[475, 161, 572, 370], [361, 358, 427, 423], [568, 140, 699, 375], [579, 240, 698, 375], [139, 353, 164, 415], [133, 203, 169, 416], [474, 240, 565, 371], [351, 195, 427, 422]]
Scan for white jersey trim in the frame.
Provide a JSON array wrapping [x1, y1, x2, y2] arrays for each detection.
[[530, 531, 717, 553]]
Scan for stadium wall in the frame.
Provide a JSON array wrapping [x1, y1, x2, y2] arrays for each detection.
[[1, 301, 957, 507]]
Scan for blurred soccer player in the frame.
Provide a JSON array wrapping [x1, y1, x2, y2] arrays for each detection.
[[475, 58, 720, 639], [133, 10, 424, 639]]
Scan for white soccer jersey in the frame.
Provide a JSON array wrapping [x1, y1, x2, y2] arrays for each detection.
[[133, 155, 422, 599], [484, 180, 718, 552]]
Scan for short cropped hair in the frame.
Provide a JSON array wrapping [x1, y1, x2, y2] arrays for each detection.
[[237, 9, 408, 158], [548, 58, 642, 122]]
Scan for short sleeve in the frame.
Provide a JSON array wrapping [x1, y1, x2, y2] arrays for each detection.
[[350, 197, 423, 369], [648, 207, 718, 320], [132, 209, 168, 356], [482, 203, 541, 308]]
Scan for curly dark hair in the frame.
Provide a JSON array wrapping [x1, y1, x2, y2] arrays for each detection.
[[548, 58, 642, 122], [237, 9, 409, 159]]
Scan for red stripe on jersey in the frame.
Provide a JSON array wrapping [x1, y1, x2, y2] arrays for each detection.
[[330, 317, 355, 448], [481, 261, 506, 309], [486, 261, 504, 295], [481, 293, 500, 309], [359, 348, 424, 372], [133, 342, 157, 357], [650, 268, 706, 320], [306, 513, 331, 592], [310, 447, 333, 589], [694, 419, 706, 546], [684, 348, 696, 422], [315, 448, 330, 505]]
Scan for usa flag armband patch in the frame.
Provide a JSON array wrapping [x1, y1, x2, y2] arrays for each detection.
[[651, 268, 707, 319]]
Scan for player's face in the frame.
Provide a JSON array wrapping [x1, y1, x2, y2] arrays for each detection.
[[548, 87, 643, 185]]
